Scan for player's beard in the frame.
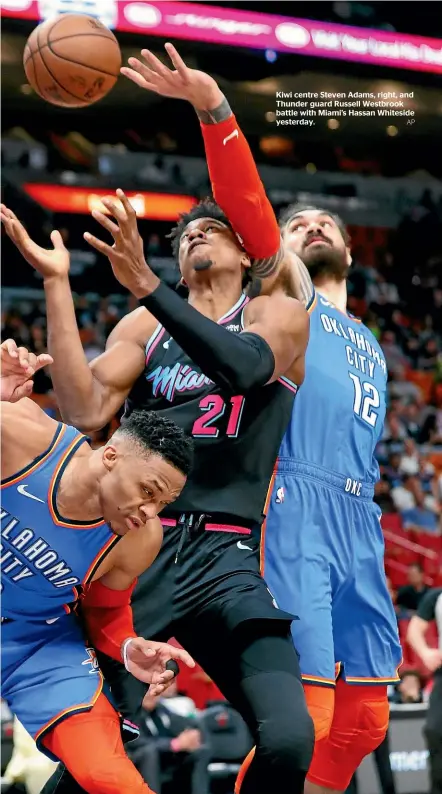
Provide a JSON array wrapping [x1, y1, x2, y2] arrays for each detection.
[[301, 245, 349, 281], [193, 258, 214, 272]]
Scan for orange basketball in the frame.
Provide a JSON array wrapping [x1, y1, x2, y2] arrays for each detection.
[[23, 14, 122, 108]]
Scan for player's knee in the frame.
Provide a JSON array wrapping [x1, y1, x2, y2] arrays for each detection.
[[260, 704, 315, 773], [347, 686, 389, 755], [303, 683, 335, 742], [73, 754, 147, 794]]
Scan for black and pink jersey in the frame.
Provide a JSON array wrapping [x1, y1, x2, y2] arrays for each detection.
[[125, 293, 297, 524]]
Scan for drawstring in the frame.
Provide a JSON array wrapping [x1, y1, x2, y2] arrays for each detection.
[[175, 513, 206, 563]]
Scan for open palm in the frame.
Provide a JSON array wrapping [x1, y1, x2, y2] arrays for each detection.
[[121, 42, 223, 111], [1, 204, 69, 280]]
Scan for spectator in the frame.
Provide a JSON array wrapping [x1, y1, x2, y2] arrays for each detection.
[[390, 669, 424, 704], [396, 563, 429, 613], [407, 589, 442, 794], [128, 690, 210, 794]]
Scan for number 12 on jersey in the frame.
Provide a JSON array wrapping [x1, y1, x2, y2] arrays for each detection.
[[192, 395, 245, 438], [349, 372, 380, 427]]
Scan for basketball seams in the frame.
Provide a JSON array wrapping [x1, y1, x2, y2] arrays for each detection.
[[36, 19, 89, 103], [46, 34, 120, 78], [23, 33, 118, 67]]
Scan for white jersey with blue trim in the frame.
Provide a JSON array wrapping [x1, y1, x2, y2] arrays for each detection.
[[279, 290, 387, 483]]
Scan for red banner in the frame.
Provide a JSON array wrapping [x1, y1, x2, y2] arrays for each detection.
[[2, 0, 441, 74], [23, 184, 196, 220]]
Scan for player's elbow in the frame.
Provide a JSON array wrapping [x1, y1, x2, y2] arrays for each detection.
[[60, 408, 108, 434]]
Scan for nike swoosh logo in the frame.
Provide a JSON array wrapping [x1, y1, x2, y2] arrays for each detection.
[[163, 339, 171, 349], [223, 129, 239, 146], [237, 540, 253, 551], [17, 484, 45, 503], [46, 618, 60, 625]]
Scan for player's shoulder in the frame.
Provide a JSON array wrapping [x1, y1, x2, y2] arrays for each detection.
[[106, 305, 160, 349], [1, 396, 54, 429], [1, 399, 60, 476], [245, 290, 307, 325]]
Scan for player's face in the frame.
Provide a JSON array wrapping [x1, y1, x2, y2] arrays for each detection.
[[99, 447, 186, 535], [178, 217, 250, 286], [283, 210, 351, 280]]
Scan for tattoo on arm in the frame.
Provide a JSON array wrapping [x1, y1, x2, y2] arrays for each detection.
[[295, 257, 315, 307], [196, 97, 233, 124], [250, 239, 285, 280]]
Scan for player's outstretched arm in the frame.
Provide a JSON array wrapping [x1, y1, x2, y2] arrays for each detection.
[[1, 205, 153, 432], [82, 520, 195, 694], [85, 190, 308, 393], [121, 43, 283, 281]]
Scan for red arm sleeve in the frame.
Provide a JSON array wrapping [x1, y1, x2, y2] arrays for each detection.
[[200, 113, 282, 271], [81, 578, 137, 663]]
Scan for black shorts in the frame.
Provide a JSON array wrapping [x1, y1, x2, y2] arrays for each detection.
[[104, 513, 297, 720], [133, 513, 296, 641]]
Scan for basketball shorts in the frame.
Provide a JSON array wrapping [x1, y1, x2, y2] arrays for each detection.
[[262, 460, 402, 687], [1, 613, 103, 759], [133, 513, 295, 641]]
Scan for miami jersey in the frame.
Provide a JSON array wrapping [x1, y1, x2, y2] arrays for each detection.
[[1, 423, 119, 622], [279, 291, 387, 484]]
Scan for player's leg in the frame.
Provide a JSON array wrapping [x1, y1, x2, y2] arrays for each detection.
[[41, 693, 152, 794], [176, 604, 315, 794], [306, 500, 400, 793], [263, 471, 338, 742], [305, 679, 389, 794]]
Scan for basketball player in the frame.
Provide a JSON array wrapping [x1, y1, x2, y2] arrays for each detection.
[[119, 44, 401, 793], [1, 338, 195, 794], [1, 170, 314, 794]]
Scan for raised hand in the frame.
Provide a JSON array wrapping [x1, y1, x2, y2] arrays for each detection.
[[121, 42, 223, 112], [124, 637, 195, 694], [1, 339, 53, 403], [84, 189, 159, 298], [1, 204, 70, 280]]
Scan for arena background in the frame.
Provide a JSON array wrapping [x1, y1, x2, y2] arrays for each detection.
[[1, 1, 441, 792]]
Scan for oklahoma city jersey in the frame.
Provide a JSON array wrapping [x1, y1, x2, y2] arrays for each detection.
[[279, 291, 387, 483], [1, 422, 119, 622], [264, 290, 402, 686]]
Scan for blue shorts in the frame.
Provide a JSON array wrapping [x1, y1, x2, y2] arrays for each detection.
[[1, 613, 103, 758], [262, 460, 402, 687]]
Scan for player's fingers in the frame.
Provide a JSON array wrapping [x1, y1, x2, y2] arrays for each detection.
[[16, 346, 30, 369], [1, 339, 19, 358], [120, 66, 158, 92], [50, 230, 66, 251], [12, 380, 34, 402], [91, 209, 121, 239], [101, 197, 127, 225], [167, 646, 195, 669], [0, 204, 18, 221], [125, 58, 161, 86], [164, 42, 190, 82], [140, 49, 174, 82], [116, 189, 135, 215], [34, 353, 54, 371], [83, 232, 114, 257], [148, 682, 168, 697]]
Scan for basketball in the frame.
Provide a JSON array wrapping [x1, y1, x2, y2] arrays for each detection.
[[23, 14, 121, 108]]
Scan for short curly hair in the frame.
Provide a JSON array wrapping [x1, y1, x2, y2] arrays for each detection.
[[116, 410, 194, 476], [167, 198, 232, 259]]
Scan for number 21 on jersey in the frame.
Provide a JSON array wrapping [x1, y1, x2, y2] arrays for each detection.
[[192, 395, 245, 438], [349, 372, 380, 427]]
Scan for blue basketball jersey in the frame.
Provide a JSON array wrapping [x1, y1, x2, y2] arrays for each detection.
[[279, 291, 387, 483], [1, 423, 119, 622]]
